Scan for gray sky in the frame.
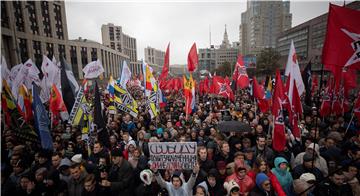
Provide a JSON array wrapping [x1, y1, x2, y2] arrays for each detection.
[[65, 0, 346, 65]]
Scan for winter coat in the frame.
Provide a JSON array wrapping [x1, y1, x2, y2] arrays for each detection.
[[293, 152, 328, 177], [314, 180, 353, 196], [67, 171, 87, 196], [154, 172, 197, 196], [226, 173, 255, 195], [252, 146, 274, 165], [271, 157, 294, 196], [292, 164, 324, 181], [249, 186, 275, 196], [247, 170, 286, 196], [205, 180, 226, 196], [108, 159, 134, 196]]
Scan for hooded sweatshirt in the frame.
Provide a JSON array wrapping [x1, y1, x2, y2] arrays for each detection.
[[271, 157, 293, 195], [292, 143, 328, 176]]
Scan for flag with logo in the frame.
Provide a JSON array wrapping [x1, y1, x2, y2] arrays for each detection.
[[49, 84, 69, 126], [322, 4, 360, 71], [234, 54, 249, 89], [253, 77, 269, 113], [272, 70, 286, 152], [82, 59, 104, 79], [285, 40, 305, 104], [40, 55, 61, 103], [211, 76, 234, 101], [113, 82, 139, 118], [32, 83, 53, 150]]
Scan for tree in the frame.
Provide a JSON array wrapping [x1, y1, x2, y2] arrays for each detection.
[[256, 48, 281, 76], [215, 61, 232, 77]]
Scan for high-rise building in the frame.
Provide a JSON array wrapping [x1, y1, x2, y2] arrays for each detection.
[[1, 1, 131, 80], [1, 1, 69, 67], [240, 0, 292, 56], [101, 23, 138, 75]]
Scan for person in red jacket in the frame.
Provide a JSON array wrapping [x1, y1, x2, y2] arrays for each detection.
[[225, 160, 255, 195], [247, 157, 286, 196]]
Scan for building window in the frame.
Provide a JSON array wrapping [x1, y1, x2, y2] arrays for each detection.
[[27, 1, 39, 35], [1, 1, 9, 28], [19, 38, 28, 63], [46, 43, 54, 59], [70, 46, 78, 78], [33, 41, 42, 67], [81, 47, 88, 67], [110, 42, 115, 50], [13, 1, 25, 32], [91, 48, 97, 61], [54, 4, 64, 39], [58, 44, 65, 59], [109, 27, 114, 41], [41, 1, 52, 37]]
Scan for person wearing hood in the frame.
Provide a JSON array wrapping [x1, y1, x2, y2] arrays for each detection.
[[121, 114, 136, 137], [195, 181, 209, 196], [293, 143, 328, 176], [225, 160, 255, 195], [224, 180, 241, 196], [135, 169, 161, 196], [292, 153, 324, 181], [247, 157, 286, 196], [151, 163, 199, 196], [250, 173, 275, 196], [205, 168, 227, 196], [271, 157, 294, 196]]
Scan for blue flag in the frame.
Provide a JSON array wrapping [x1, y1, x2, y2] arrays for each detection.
[[32, 84, 53, 150]]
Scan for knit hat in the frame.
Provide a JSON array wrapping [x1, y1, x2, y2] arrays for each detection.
[[208, 168, 219, 178], [127, 140, 137, 149], [303, 153, 314, 162], [59, 158, 71, 170], [307, 143, 320, 155], [71, 154, 82, 163], [140, 169, 153, 185], [300, 173, 316, 182], [224, 180, 240, 195], [206, 141, 217, 149], [255, 173, 269, 188], [216, 161, 227, 170]]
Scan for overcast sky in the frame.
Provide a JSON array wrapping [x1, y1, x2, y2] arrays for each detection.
[[65, 0, 346, 65]]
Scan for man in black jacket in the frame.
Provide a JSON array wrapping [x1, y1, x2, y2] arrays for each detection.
[[314, 170, 353, 196], [100, 148, 134, 196], [292, 153, 324, 181]]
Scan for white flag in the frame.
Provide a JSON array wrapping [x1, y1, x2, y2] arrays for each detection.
[[1, 56, 11, 88], [119, 60, 131, 89], [12, 59, 40, 100], [285, 40, 305, 104], [82, 59, 104, 79], [40, 55, 61, 102]]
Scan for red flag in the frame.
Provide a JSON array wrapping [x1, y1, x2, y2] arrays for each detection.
[[354, 94, 360, 120], [159, 43, 170, 81], [312, 75, 319, 95], [322, 4, 360, 72], [291, 80, 302, 139], [253, 77, 269, 113], [187, 43, 198, 72], [235, 55, 249, 89], [272, 70, 286, 152], [203, 77, 210, 93], [320, 78, 333, 117], [50, 84, 69, 126], [212, 76, 234, 101]]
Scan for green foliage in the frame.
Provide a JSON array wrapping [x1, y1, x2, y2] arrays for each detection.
[[256, 48, 281, 76]]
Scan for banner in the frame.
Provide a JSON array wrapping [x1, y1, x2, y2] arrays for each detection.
[[148, 142, 197, 170]]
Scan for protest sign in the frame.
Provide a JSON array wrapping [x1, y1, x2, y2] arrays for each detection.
[[148, 142, 197, 170]]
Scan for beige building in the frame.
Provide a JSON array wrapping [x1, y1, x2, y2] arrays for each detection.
[[276, 1, 360, 72], [144, 46, 165, 68], [1, 1, 133, 80], [68, 37, 129, 79], [101, 23, 139, 75], [240, 0, 292, 56], [1, 1, 69, 67]]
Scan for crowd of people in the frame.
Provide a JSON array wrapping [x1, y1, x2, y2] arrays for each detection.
[[2, 87, 360, 196]]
